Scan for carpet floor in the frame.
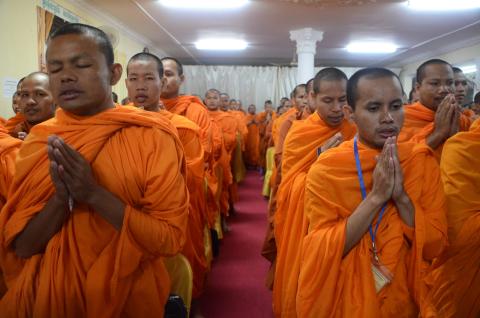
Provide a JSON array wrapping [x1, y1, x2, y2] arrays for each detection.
[[199, 171, 274, 318]]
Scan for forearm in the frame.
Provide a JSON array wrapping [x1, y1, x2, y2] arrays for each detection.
[[87, 185, 125, 230], [426, 131, 445, 150], [394, 193, 415, 227], [14, 194, 69, 258], [343, 194, 384, 257], [127, 207, 187, 256]]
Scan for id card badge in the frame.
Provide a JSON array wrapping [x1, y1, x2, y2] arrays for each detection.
[[371, 254, 393, 293]]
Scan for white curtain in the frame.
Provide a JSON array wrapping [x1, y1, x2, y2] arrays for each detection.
[[181, 65, 401, 110]]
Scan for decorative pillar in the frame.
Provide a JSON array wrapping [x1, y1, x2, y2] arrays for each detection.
[[289, 28, 324, 84]]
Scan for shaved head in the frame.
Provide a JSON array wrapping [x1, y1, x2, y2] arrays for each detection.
[[127, 52, 163, 77], [19, 71, 55, 126], [313, 68, 348, 94], [47, 23, 114, 66], [416, 59, 452, 84]]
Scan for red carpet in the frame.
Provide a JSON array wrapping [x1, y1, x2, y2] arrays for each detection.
[[200, 171, 274, 318]]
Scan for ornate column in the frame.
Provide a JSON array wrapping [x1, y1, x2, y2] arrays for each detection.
[[289, 28, 324, 84]]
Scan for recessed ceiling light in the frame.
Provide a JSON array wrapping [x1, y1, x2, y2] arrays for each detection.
[[346, 42, 397, 54], [408, 0, 480, 10], [195, 39, 248, 51], [159, 0, 249, 9], [460, 65, 477, 74]]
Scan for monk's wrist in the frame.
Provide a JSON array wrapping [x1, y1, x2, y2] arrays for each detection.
[[427, 131, 445, 149], [366, 192, 386, 208], [85, 184, 103, 207], [393, 191, 409, 206], [394, 192, 415, 226], [53, 191, 69, 206]]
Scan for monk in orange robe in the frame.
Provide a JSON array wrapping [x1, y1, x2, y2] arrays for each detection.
[[257, 100, 276, 170], [160, 57, 213, 161], [262, 84, 309, 283], [271, 69, 357, 314], [244, 104, 260, 167], [269, 89, 305, 186], [11, 78, 25, 114], [12, 72, 56, 140], [205, 89, 237, 232], [398, 59, 470, 160], [124, 53, 209, 305], [423, 118, 480, 317], [230, 100, 248, 185], [160, 56, 219, 253], [274, 84, 309, 167], [453, 67, 478, 120], [0, 126, 21, 211], [4, 78, 26, 135], [296, 68, 448, 317], [472, 92, 480, 116], [0, 127, 22, 296], [230, 99, 248, 150], [220, 93, 243, 207], [305, 77, 315, 114], [453, 67, 468, 107], [263, 85, 309, 269], [205, 118, 224, 228], [0, 24, 189, 317]]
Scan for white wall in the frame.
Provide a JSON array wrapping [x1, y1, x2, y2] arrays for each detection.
[[0, 0, 163, 119]]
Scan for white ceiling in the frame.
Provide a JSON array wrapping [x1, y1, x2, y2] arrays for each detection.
[[84, 0, 480, 67]]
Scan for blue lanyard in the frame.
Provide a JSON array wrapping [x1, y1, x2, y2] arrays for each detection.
[[353, 136, 387, 258]]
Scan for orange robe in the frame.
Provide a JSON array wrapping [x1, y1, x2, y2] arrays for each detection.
[[209, 111, 237, 215], [398, 102, 471, 160], [0, 117, 6, 126], [4, 113, 25, 136], [271, 107, 297, 148], [296, 140, 448, 317], [244, 114, 260, 166], [162, 95, 213, 161], [271, 114, 356, 315], [463, 108, 475, 118], [12, 121, 33, 137], [0, 106, 189, 317], [205, 119, 224, 226], [127, 104, 209, 296], [0, 127, 21, 297], [231, 110, 248, 150], [0, 126, 21, 207], [424, 118, 480, 317], [159, 109, 208, 299], [230, 110, 248, 185], [268, 108, 298, 197], [261, 109, 308, 266], [257, 111, 276, 169], [265, 119, 274, 148]]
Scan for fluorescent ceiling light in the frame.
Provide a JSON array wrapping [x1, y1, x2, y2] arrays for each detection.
[[159, 0, 249, 9], [346, 42, 397, 54], [408, 0, 480, 10], [460, 64, 477, 74], [195, 39, 248, 50]]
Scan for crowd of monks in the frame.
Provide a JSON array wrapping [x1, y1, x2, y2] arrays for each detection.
[[0, 22, 479, 317]]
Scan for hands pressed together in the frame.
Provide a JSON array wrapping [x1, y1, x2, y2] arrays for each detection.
[[371, 137, 414, 226], [47, 135, 98, 205], [428, 94, 461, 149]]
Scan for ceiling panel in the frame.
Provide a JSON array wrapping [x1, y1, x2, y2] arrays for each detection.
[[84, 0, 480, 66]]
